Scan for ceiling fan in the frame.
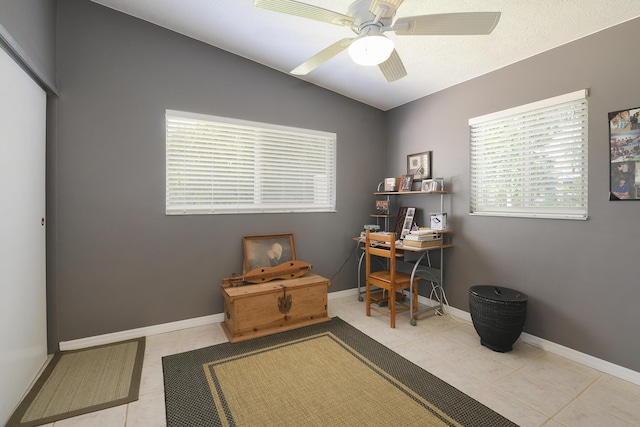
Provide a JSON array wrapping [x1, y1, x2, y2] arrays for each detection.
[[253, 0, 500, 82]]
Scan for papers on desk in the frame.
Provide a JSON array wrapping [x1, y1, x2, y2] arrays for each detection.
[[409, 228, 434, 235], [404, 231, 440, 241], [402, 229, 441, 248], [402, 238, 442, 248]]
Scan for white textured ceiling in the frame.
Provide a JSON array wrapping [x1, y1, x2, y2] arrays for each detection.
[[91, 0, 640, 111]]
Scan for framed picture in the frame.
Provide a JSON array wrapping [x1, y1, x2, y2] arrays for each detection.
[[243, 233, 296, 273], [421, 179, 439, 192], [407, 151, 432, 180], [375, 199, 390, 214], [394, 206, 415, 237], [399, 174, 413, 192], [609, 107, 640, 200], [400, 207, 416, 239]]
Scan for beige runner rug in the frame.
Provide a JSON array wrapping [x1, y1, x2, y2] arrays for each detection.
[[6, 337, 145, 427], [163, 318, 517, 426]]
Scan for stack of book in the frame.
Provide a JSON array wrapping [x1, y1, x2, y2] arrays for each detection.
[[402, 229, 442, 248]]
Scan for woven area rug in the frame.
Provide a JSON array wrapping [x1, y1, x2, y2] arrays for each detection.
[[6, 337, 145, 427], [163, 318, 516, 427]]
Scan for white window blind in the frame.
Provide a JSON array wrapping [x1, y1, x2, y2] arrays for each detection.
[[469, 89, 588, 220], [166, 110, 336, 215]]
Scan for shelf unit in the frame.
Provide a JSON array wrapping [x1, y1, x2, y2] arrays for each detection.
[[372, 177, 447, 233], [362, 178, 453, 325], [370, 179, 452, 247]]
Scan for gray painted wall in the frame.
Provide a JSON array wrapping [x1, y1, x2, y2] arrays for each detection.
[[52, 0, 385, 346], [387, 17, 640, 372], [0, 0, 57, 92]]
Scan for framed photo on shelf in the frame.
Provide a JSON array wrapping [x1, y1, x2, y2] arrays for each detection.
[[407, 151, 432, 180], [375, 199, 390, 214], [243, 233, 296, 273], [421, 179, 439, 192], [399, 174, 413, 192], [609, 106, 640, 200]]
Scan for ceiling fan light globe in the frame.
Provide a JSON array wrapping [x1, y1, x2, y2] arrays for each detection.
[[348, 34, 394, 66]]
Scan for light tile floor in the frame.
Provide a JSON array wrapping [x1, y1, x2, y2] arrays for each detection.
[[39, 295, 640, 426]]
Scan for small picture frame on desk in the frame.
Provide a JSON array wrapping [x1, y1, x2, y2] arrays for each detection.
[[400, 207, 416, 239], [399, 174, 413, 192], [394, 206, 415, 238]]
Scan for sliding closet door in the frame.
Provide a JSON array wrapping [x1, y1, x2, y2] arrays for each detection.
[[0, 47, 47, 425]]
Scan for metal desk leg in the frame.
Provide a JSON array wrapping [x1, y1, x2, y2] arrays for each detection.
[[408, 251, 426, 326], [357, 250, 365, 302], [406, 247, 447, 325], [438, 247, 444, 315]]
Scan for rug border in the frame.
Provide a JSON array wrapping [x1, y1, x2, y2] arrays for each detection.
[[5, 336, 146, 427], [163, 317, 518, 427]]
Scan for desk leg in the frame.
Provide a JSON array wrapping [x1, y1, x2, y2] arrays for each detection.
[[409, 252, 426, 326], [438, 247, 444, 315], [357, 250, 366, 302], [406, 249, 447, 325]]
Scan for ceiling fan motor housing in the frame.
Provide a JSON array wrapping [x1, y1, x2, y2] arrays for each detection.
[[348, 0, 394, 34]]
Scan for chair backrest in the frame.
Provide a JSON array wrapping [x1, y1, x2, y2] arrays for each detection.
[[365, 230, 398, 280]]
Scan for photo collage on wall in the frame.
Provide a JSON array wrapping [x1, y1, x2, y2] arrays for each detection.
[[609, 106, 640, 200]]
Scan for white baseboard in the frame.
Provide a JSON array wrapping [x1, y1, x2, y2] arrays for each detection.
[[59, 290, 640, 386], [59, 292, 357, 351], [517, 332, 640, 385], [59, 313, 225, 351], [440, 302, 640, 386], [330, 291, 639, 385]]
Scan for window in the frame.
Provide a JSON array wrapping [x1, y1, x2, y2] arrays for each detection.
[[469, 89, 588, 220], [166, 110, 336, 215]]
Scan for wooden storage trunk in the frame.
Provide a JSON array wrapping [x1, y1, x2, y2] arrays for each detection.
[[221, 273, 330, 343]]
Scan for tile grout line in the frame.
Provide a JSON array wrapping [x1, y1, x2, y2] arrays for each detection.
[[488, 363, 568, 425], [541, 373, 603, 425], [566, 373, 640, 426]]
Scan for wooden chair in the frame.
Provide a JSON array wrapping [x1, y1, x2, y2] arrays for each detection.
[[365, 230, 419, 328]]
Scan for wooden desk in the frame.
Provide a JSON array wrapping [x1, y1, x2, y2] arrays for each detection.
[[354, 234, 453, 325], [221, 273, 330, 343]]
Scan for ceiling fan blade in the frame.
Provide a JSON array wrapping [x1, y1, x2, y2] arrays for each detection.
[[291, 38, 354, 75], [378, 49, 406, 82], [254, 0, 354, 26], [394, 12, 501, 35], [369, 0, 404, 19]]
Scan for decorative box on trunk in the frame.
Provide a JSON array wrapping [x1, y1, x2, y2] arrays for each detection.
[[221, 273, 330, 343]]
